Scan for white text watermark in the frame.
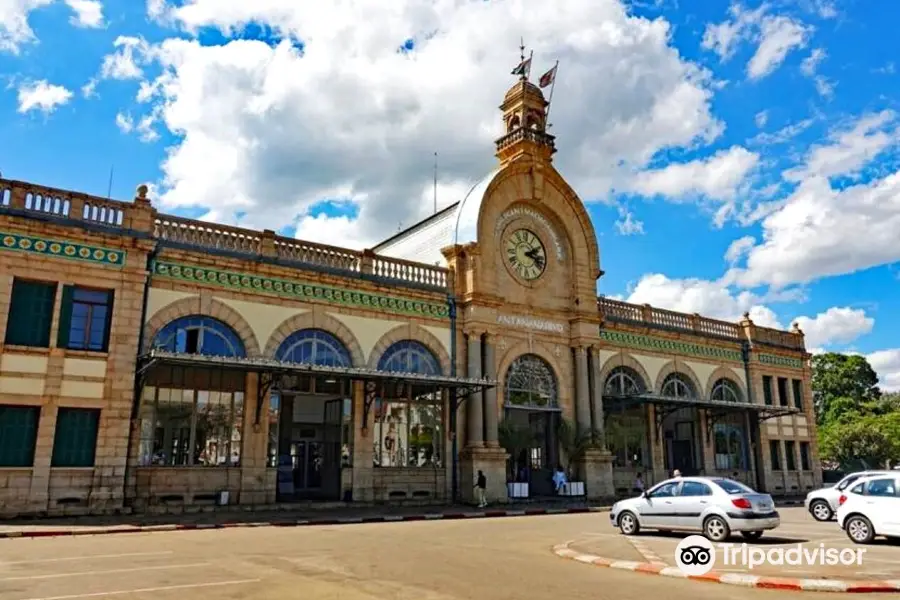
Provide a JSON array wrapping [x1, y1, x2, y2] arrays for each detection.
[[675, 535, 866, 576]]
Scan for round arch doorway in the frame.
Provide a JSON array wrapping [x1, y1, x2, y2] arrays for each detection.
[[502, 354, 560, 497]]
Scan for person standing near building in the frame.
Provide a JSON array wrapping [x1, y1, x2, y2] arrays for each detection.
[[475, 470, 487, 508], [673, 469, 682, 478], [634, 472, 644, 493]]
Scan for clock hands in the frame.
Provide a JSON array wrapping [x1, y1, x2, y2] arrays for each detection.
[[524, 247, 545, 270]]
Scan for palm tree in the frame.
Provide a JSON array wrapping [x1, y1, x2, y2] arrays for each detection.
[[557, 417, 604, 479], [498, 418, 540, 482]]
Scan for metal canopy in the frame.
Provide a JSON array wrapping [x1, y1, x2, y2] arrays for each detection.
[[138, 349, 497, 425], [603, 392, 801, 441]]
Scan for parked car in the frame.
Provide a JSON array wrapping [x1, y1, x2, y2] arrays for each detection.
[[836, 474, 900, 544], [804, 470, 894, 521], [609, 477, 780, 542]]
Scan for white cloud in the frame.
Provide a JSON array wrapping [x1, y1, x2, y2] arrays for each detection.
[[868, 349, 900, 392], [800, 47, 826, 76], [108, 0, 724, 238], [16, 79, 73, 114], [730, 111, 900, 289], [794, 307, 874, 350], [785, 110, 897, 182], [701, 5, 811, 80], [725, 235, 755, 264], [626, 145, 759, 202], [115, 111, 160, 142], [800, 48, 833, 99], [65, 0, 103, 28], [99, 35, 152, 80], [614, 208, 645, 235], [701, 3, 767, 60], [748, 116, 816, 146], [755, 110, 768, 127], [625, 273, 780, 326], [0, 0, 53, 53], [747, 15, 811, 80]]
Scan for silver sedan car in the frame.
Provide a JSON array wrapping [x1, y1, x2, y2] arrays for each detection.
[[609, 477, 780, 542]]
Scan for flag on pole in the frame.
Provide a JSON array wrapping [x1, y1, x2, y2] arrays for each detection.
[[539, 64, 557, 88], [511, 56, 532, 77]]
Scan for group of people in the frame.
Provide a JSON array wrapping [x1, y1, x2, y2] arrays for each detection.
[[472, 465, 575, 508]]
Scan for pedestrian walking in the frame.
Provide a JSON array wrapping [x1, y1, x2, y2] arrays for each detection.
[[475, 470, 487, 508]]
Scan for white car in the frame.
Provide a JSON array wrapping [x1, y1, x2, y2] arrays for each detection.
[[804, 470, 893, 521], [609, 477, 780, 542], [836, 474, 900, 544]]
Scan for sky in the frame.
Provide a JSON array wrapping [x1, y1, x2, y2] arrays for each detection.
[[1, 0, 898, 391]]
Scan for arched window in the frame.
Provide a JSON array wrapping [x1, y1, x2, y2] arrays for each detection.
[[661, 372, 695, 399], [504, 354, 558, 408], [711, 378, 741, 403], [153, 315, 245, 357], [604, 366, 645, 396], [377, 340, 441, 375], [275, 329, 351, 367]]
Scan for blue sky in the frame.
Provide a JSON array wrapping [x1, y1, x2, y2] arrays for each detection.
[[1, 0, 898, 388]]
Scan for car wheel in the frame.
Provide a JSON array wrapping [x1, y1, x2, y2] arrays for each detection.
[[618, 511, 640, 536], [741, 530, 763, 541], [845, 515, 875, 544], [703, 515, 731, 542], [810, 500, 833, 521]]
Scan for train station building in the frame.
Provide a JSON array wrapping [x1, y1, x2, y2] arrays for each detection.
[[0, 74, 822, 517]]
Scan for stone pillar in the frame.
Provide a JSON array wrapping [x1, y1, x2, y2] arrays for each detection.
[[466, 332, 484, 448], [574, 346, 591, 435], [460, 331, 507, 505], [483, 335, 499, 447], [589, 346, 606, 442], [573, 346, 614, 500]]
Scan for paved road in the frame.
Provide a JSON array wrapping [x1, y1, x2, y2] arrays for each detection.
[[0, 510, 889, 600], [584, 507, 900, 580]]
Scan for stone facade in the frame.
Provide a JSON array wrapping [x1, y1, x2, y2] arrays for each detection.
[[0, 76, 821, 518]]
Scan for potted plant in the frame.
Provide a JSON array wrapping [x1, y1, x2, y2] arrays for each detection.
[[498, 418, 539, 498], [556, 417, 604, 497]]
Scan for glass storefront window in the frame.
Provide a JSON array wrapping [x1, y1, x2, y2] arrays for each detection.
[[373, 389, 443, 468], [139, 367, 245, 467], [605, 405, 648, 468]]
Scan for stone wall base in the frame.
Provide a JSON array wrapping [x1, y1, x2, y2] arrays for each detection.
[[460, 445, 508, 505], [577, 449, 614, 500]]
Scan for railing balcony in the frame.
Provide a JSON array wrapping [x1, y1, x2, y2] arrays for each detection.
[[597, 296, 805, 350]]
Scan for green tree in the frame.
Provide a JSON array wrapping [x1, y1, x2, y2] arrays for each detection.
[[811, 353, 881, 425], [819, 413, 900, 469]]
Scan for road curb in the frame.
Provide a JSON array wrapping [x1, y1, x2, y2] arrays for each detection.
[[0, 506, 610, 540], [552, 542, 900, 593]]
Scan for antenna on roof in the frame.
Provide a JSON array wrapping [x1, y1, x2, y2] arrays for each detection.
[[433, 152, 438, 214], [106, 165, 114, 199]]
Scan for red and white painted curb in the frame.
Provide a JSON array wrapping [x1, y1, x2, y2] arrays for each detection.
[[552, 542, 900, 593], [0, 506, 607, 540]]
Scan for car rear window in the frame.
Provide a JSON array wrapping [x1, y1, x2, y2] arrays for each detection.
[[713, 479, 754, 494]]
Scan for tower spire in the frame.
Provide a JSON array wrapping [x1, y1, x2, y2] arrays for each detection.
[[519, 37, 526, 81]]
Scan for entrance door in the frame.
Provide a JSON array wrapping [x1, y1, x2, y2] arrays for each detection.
[[672, 440, 695, 475], [291, 437, 324, 492], [321, 398, 343, 500]]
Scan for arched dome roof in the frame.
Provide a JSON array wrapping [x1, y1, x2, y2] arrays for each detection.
[[452, 168, 501, 246]]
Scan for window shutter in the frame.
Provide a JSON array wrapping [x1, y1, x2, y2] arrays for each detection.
[[57, 285, 74, 348], [102, 290, 115, 351]]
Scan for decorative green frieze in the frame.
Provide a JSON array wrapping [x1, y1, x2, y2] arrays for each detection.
[[0, 231, 125, 267], [759, 353, 804, 369], [153, 260, 450, 319], [599, 329, 742, 362]]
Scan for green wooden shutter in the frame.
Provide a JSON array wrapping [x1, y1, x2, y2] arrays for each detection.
[[57, 285, 75, 349], [52, 408, 100, 467], [0, 406, 40, 467], [102, 290, 115, 351], [5, 280, 55, 347]]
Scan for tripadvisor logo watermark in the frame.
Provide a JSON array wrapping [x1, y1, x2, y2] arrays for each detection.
[[675, 535, 866, 576]]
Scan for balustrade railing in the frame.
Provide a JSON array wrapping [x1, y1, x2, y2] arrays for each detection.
[[153, 215, 262, 254], [598, 296, 802, 348]]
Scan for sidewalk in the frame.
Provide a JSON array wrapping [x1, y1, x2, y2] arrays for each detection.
[[0, 501, 608, 539], [0, 497, 807, 540]]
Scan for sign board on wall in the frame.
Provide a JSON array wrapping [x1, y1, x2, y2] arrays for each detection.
[[496, 314, 565, 333]]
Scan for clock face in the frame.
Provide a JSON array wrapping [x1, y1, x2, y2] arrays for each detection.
[[505, 228, 547, 281]]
